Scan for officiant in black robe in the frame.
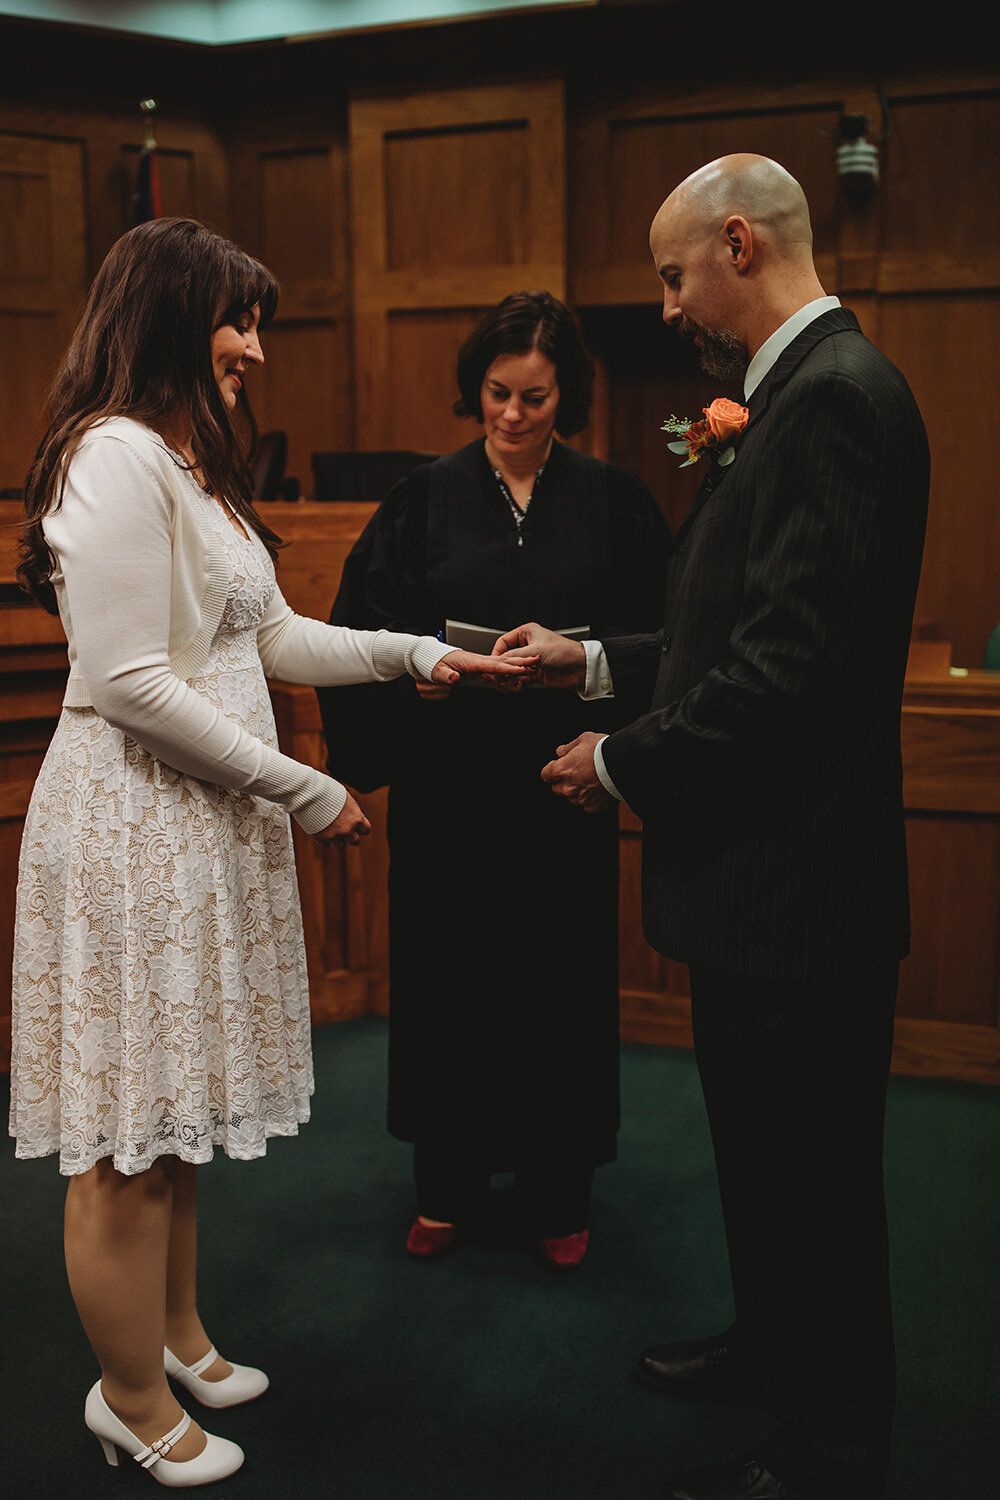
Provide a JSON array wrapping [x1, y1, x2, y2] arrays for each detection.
[[318, 292, 668, 1265]]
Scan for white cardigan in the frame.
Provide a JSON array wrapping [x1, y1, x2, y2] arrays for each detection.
[[43, 417, 452, 835]]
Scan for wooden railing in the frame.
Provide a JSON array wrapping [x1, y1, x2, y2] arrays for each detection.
[[3, 500, 999, 1083]]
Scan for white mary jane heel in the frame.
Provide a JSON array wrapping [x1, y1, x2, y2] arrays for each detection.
[[84, 1380, 244, 1487], [164, 1344, 269, 1409]]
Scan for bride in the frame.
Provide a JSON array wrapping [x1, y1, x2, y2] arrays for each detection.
[[9, 216, 524, 1487]]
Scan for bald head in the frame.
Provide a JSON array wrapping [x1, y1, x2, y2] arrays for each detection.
[[649, 153, 827, 367], [661, 153, 813, 255]]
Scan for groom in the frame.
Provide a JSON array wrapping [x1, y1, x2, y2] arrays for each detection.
[[495, 155, 929, 1499]]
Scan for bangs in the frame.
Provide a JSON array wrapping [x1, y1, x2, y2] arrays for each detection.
[[214, 250, 280, 331]]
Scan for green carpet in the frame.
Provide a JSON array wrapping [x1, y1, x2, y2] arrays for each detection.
[[2, 1017, 998, 1498]]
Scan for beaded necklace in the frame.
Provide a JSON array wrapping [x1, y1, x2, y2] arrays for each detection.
[[491, 463, 546, 548]]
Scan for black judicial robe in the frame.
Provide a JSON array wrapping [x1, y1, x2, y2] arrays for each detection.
[[318, 438, 669, 1165]]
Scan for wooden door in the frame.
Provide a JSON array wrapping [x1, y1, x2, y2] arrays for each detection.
[[0, 133, 88, 493], [349, 78, 566, 454], [227, 118, 354, 490]]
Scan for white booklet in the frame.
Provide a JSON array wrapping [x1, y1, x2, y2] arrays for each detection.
[[444, 619, 590, 653]]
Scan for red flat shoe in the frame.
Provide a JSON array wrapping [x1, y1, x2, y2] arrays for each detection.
[[406, 1218, 458, 1259], [539, 1229, 589, 1269]]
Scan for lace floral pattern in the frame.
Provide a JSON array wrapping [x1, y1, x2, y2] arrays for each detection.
[[9, 493, 315, 1175]]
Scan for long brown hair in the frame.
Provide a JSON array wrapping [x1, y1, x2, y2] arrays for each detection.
[[18, 217, 282, 613]]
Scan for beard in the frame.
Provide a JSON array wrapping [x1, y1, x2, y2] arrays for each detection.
[[678, 317, 748, 383]]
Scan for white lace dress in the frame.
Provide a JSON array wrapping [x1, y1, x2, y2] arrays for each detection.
[[10, 490, 314, 1175]]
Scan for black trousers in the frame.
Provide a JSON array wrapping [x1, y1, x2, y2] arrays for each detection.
[[688, 961, 898, 1500], [413, 1139, 594, 1238]]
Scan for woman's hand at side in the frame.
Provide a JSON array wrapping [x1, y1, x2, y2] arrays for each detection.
[[313, 792, 372, 848]]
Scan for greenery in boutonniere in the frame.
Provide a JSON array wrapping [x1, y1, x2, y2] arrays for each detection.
[[661, 397, 750, 469]]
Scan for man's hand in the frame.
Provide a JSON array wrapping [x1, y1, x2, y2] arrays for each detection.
[[430, 649, 535, 686], [540, 732, 614, 813], [491, 622, 587, 689], [313, 791, 372, 848]]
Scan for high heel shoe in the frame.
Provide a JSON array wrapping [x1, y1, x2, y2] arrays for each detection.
[[84, 1380, 244, 1487], [164, 1345, 269, 1409]]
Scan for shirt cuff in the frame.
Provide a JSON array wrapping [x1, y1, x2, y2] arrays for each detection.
[[370, 630, 452, 682], [580, 639, 614, 700], [593, 735, 624, 802], [292, 779, 348, 835], [407, 634, 454, 682]]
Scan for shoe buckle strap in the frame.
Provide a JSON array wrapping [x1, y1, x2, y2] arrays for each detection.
[[137, 1410, 192, 1468], [187, 1346, 219, 1378]]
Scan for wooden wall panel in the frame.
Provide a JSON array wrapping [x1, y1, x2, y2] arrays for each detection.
[[349, 79, 566, 449], [88, 116, 227, 270], [269, 683, 391, 1026], [581, 304, 726, 532], [874, 89, 1000, 666], [267, 500, 377, 630], [880, 93, 1000, 290], [0, 315, 66, 494], [571, 87, 845, 306], [253, 319, 354, 494], [226, 124, 353, 489], [258, 148, 346, 294], [570, 78, 1000, 673], [119, 145, 199, 223], [0, 102, 227, 497], [384, 122, 530, 270], [0, 156, 54, 289], [618, 806, 695, 1050], [901, 814, 1000, 1027], [0, 133, 87, 492], [69, 114, 227, 276], [384, 309, 483, 454], [243, 504, 386, 1025], [879, 294, 999, 668], [607, 106, 840, 271]]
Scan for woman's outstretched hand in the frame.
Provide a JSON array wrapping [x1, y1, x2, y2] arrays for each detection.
[[313, 791, 372, 848], [430, 649, 537, 686]]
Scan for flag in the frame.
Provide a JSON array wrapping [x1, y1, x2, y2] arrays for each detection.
[[132, 143, 163, 226]]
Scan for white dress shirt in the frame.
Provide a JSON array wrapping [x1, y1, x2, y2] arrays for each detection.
[[586, 295, 841, 801]]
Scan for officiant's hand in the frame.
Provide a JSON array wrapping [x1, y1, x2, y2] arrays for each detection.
[[541, 732, 614, 814], [490, 622, 587, 689], [430, 649, 535, 686]]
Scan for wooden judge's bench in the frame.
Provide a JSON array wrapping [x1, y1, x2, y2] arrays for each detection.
[[2, 498, 999, 1084]]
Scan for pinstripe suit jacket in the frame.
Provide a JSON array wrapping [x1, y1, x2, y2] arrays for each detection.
[[601, 308, 929, 982]]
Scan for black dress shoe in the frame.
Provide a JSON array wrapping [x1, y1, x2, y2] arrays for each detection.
[[634, 1332, 760, 1405], [665, 1453, 802, 1500]]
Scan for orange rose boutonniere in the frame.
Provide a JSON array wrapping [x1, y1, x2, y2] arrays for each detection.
[[661, 397, 749, 469]]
